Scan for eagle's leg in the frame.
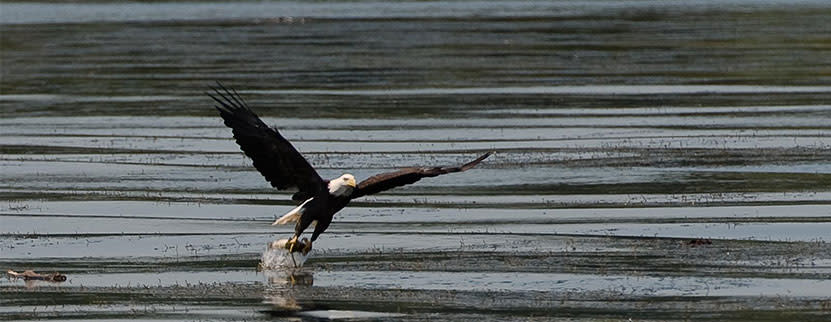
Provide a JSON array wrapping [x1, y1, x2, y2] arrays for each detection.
[[301, 238, 312, 255], [303, 219, 331, 255]]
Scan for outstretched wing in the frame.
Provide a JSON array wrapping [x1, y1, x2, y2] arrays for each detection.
[[351, 152, 491, 199], [210, 83, 324, 201]]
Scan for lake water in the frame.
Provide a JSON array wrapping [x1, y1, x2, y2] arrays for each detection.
[[2, 0, 831, 320]]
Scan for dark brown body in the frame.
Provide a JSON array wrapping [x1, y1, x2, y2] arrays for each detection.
[[296, 188, 351, 242]]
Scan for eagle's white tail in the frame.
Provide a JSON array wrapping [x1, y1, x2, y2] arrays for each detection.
[[273, 211, 300, 225], [273, 198, 313, 225]]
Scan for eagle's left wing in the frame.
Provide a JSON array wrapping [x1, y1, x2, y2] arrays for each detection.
[[350, 152, 491, 199]]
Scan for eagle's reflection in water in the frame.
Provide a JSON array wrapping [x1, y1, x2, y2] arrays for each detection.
[[262, 268, 314, 311], [259, 247, 407, 319], [260, 241, 314, 311]]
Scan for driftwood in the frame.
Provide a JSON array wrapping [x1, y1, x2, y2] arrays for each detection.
[[7, 270, 67, 282]]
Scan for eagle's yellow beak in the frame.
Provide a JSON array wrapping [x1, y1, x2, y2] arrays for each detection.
[[345, 177, 357, 188]]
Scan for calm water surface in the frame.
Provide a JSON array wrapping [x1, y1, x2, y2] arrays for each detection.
[[2, 0, 831, 321]]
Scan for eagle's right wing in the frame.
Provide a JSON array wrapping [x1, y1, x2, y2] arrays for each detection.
[[210, 83, 324, 201]]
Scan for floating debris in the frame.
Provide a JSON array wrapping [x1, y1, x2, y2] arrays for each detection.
[[7, 269, 67, 282], [687, 238, 713, 247]]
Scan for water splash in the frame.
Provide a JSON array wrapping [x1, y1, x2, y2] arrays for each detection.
[[260, 240, 309, 269]]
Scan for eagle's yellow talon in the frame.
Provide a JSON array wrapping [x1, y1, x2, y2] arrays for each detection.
[[285, 236, 299, 252]]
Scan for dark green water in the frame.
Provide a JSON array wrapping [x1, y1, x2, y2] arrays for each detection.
[[2, 1, 830, 320]]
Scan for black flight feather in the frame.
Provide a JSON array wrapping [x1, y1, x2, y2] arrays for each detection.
[[209, 83, 324, 201]]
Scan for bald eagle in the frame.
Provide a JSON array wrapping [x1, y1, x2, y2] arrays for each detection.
[[209, 84, 491, 254]]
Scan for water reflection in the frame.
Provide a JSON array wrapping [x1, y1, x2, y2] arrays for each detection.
[[261, 268, 408, 319], [260, 241, 315, 312], [262, 269, 314, 311]]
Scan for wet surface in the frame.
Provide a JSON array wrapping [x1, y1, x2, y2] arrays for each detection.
[[2, 0, 831, 320]]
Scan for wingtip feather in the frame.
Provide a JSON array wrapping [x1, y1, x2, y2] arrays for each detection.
[[460, 151, 492, 171], [208, 82, 249, 113]]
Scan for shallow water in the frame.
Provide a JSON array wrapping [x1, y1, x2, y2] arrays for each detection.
[[2, 0, 831, 321]]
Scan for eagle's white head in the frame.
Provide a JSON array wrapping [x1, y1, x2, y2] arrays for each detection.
[[328, 173, 357, 196]]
